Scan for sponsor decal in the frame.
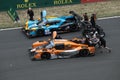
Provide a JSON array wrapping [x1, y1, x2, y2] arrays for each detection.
[[16, 0, 37, 9], [54, 0, 73, 5]]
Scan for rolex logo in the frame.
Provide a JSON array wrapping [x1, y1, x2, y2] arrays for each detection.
[[24, 0, 29, 3]]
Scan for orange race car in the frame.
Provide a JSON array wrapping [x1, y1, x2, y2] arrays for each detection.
[[29, 39, 95, 60]]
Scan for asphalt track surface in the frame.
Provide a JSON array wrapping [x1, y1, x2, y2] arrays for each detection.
[[0, 18, 120, 80]]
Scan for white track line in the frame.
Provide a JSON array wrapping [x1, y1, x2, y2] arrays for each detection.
[[0, 16, 120, 31], [0, 27, 22, 31], [98, 16, 120, 20]]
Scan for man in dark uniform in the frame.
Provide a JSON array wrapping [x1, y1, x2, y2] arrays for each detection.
[[90, 13, 96, 27], [27, 8, 34, 20], [83, 13, 89, 22]]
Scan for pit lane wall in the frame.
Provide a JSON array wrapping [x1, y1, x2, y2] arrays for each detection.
[[0, 0, 105, 11]]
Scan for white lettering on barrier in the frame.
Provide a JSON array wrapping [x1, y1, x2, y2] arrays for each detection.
[[54, 0, 73, 5]]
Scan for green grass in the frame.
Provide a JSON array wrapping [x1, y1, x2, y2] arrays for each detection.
[[0, 0, 120, 29]]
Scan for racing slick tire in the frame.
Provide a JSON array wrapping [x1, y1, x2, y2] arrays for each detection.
[[41, 52, 51, 60], [21, 28, 32, 38], [26, 31, 33, 38], [79, 49, 89, 57], [36, 29, 44, 37], [69, 25, 79, 32]]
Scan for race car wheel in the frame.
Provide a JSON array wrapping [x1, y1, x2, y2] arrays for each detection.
[[69, 24, 80, 32], [79, 49, 89, 57], [37, 29, 44, 36], [41, 52, 51, 60], [26, 32, 33, 38], [69, 26, 76, 31]]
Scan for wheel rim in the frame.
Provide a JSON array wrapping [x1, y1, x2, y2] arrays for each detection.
[[79, 49, 89, 56], [70, 26, 78, 31], [37, 29, 44, 36]]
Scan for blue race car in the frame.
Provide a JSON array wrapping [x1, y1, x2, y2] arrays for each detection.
[[22, 10, 82, 38]]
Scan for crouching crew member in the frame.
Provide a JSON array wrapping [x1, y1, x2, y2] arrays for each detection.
[[99, 37, 111, 53]]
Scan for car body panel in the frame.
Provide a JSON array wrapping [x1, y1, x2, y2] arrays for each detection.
[[22, 15, 79, 38], [29, 39, 95, 60]]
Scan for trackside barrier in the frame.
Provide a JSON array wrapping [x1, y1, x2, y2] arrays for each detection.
[[0, 0, 80, 11], [0, 0, 105, 22], [81, 0, 105, 3], [0, 0, 106, 11]]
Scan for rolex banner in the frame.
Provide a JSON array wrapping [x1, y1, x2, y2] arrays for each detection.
[[0, 0, 80, 11], [81, 0, 105, 3]]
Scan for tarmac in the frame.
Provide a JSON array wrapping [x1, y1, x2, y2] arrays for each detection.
[[0, 17, 120, 80]]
